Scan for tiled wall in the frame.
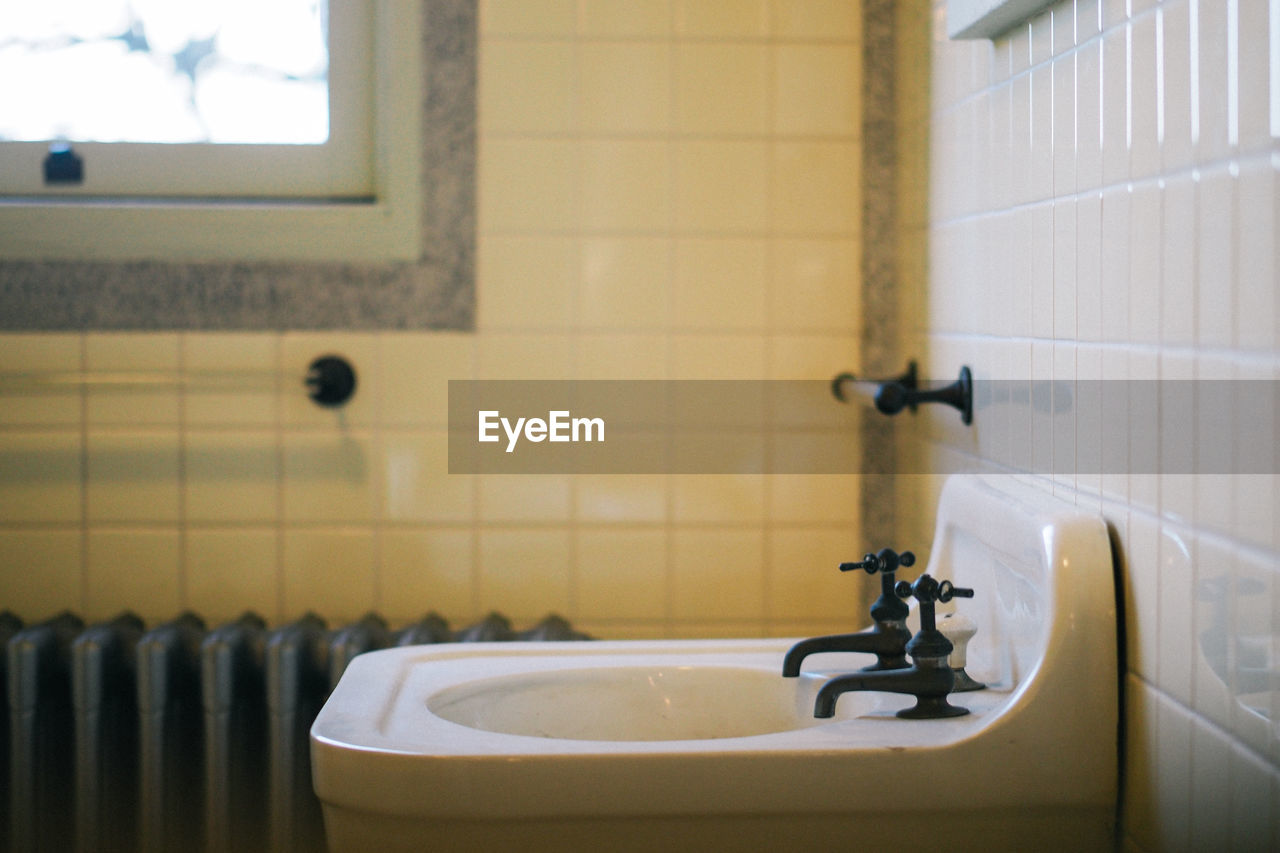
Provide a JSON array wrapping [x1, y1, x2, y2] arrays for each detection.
[[906, 0, 1280, 848], [0, 0, 867, 641]]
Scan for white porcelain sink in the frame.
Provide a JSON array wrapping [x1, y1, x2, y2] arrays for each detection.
[[312, 476, 1120, 853], [428, 664, 826, 741]]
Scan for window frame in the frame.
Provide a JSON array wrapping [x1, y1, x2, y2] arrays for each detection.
[[0, 0, 422, 263]]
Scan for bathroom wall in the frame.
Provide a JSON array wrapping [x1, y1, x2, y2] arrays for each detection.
[[0, 0, 869, 641], [904, 0, 1280, 848]]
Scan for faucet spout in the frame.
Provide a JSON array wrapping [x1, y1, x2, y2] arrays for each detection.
[[813, 661, 966, 720], [781, 625, 911, 677]]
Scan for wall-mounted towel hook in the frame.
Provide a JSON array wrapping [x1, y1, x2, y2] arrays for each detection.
[[831, 361, 918, 404], [832, 362, 973, 426]]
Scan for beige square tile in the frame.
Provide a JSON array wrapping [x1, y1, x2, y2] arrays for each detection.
[[480, 41, 574, 134], [86, 430, 180, 522], [282, 530, 377, 622], [184, 431, 279, 522], [281, 431, 378, 522], [381, 430, 475, 522], [574, 621, 670, 640], [675, 44, 769, 135], [580, 140, 671, 232], [184, 529, 279, 623], [474, 333, 573, 379], [0, 333, 82, 426], [670, 335, 766, 379], [767, 335, 859, 381], [674, 141, 769, 233], [379, 529, 476, 623], [670, 474, 764, 523], [773, 45, 861, 136], [670, 528, 764, 620], [773, 142, 860, 234], [575, 528, 668, 620], [480, 139, 578, 233], [674, 0, 768, 37], [480, 0, 576, 35], [86, 530, 181, 623], [574, 334, 669, 379], [770, 0, 860, 39], [85, 333, 181, 425], [578, 237, 670, 330], [477, 529, 572, 619], [0, 530, 82, 619], [768, 527, 864, 620], [280, 333, 379, 427], [182, 333, 278, 426], [672, 238, 767, 330], [575, 474, 668, 522], [579, 0, 671, 35], [769, 239, 860, 331], [0, 431, 82, 523], [478, 237, 577, 331], [380, 332, 474, 427], [477, 474, 572, 522], [768, 474, 859, 524], [669, 621, 768, 639], [579, 43, 671, 133]]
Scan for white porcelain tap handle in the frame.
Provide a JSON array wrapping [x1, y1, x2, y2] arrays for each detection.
[[938, 612, 976, 669]]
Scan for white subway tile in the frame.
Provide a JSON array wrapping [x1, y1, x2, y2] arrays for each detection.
[[1101, 27, 1131, 186], [1195, 0, 1233, 162], [1077, 192, 1104, 342], [1153, 689, 1194, 852], [1078, 40, 1104, 190], [1128, 181, 1162, 346], [1130, 14, 1161, 180], [1157, 522, 1196, 706], [1235, 0, 1273, 153], [1160, 173, 1197, 347], [1235, 159, 1277, 351], [1054, 199, 1079, 340], [1053, 54, 1078, 197], [1161, 0, 1195, 172], [1196, 165, 1236, 349]]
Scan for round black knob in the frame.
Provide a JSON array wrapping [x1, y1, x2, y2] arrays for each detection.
[[305, 355, 357, 408]]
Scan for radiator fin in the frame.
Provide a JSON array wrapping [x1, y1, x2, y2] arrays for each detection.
[[2, 610, 588, 852]]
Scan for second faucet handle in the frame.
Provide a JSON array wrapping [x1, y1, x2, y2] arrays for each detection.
[[839, 548, 915, 575]]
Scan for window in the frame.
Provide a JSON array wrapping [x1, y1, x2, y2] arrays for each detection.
[[0, 0, 421, 262]]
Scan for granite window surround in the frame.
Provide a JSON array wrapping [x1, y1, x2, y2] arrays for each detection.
[[0, 0, 476, 332]]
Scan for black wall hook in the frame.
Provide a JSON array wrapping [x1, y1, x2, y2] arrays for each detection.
[[305, 355, 357, 408], [832, 362, 973, 426]]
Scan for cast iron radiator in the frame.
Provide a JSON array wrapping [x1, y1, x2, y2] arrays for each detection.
[[1, 609, 588, 853]]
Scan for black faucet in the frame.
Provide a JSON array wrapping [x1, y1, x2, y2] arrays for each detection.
[[813, 574, 975, 720], [781, 548, 915, 677]]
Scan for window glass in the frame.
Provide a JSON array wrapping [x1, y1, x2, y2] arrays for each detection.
[[0, 1, 329, 145]]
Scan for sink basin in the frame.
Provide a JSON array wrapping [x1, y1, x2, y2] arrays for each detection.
[[312, 476, 1120, 853], [428, 665, 826, 741]]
